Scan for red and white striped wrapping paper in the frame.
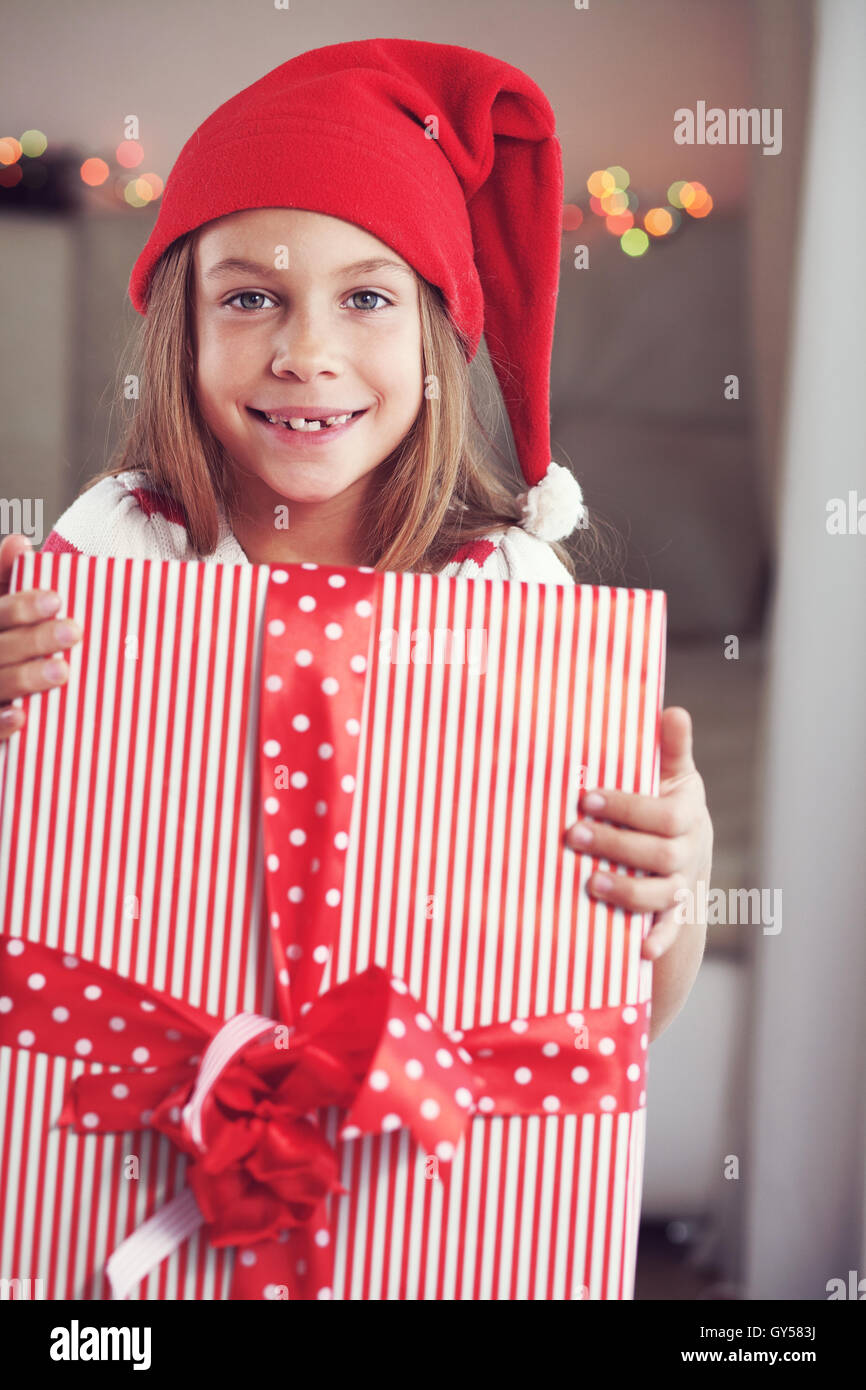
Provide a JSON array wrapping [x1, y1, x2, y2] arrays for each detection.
[[0, 552, 666, 1300]]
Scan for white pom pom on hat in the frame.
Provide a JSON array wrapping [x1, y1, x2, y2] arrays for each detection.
[[516, 461, 588, 542]]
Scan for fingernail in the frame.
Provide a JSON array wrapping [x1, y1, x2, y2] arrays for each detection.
[[592, 873, 613, 895], [55, 620, 82, 644], [43, 659, 67, 682], [37, 592, 61, 616], [0, 707, 23, 725], [583, 792, 605, 812], [569, 823, 593, 846]]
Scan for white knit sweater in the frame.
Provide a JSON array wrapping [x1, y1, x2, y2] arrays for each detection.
[[42, 470, 574, 585]]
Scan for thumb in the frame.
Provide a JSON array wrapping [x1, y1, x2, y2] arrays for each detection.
[[659, 706, 695, 784]]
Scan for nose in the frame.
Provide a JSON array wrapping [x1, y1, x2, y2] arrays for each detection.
[[270, 305, 339, 379]]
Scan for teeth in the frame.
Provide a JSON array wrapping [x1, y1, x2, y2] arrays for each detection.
[[263, 412, 354, 430]]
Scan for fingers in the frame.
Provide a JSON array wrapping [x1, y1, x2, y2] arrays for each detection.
[[0, 584, 62, 633], [0, 567, 83, 740], [586, 867, 689, 916], [0, 704, 27, 740], [577, 785, 698, 838], [0, 533, 35, 598], [566, 814, 686, 876], [0, 625, 75, 737], [0, 641, 73, 703], [641, 913, 683, 961], [581, 860, 690, 962], [0, 613, 81, 699]]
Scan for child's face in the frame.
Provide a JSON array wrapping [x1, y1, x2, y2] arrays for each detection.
[[192, 207, 425, 525]]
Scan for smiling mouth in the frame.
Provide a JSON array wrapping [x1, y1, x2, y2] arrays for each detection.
[[248, 407, 368, 432]]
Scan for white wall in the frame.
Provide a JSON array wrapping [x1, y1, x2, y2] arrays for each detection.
[[745, 0, 866, 1299]]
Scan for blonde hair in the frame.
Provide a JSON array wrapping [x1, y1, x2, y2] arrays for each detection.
[[86, 229, 620, 581]]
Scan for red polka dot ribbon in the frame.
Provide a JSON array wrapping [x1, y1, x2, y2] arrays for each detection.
[[0, 565, 650, 1300], [257, 562, 379, 1022]]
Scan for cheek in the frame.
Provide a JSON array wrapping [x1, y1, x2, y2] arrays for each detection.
[[194, 332, 248, 422], [196, 309, 261, 373], [196, 329, 236, 384], [382, 331, 424, 411]]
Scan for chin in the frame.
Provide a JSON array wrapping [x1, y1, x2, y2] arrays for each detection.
[[256, 470, 364, 504]]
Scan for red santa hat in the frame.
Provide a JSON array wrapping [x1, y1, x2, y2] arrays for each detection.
[[129, 37, 587, 541]]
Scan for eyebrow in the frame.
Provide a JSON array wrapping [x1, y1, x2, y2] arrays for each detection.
[[202, 256, 415, 281]]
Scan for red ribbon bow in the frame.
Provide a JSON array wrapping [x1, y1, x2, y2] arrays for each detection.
[[0, 931, 648, 1299]]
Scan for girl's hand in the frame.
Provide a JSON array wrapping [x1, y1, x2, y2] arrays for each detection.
[[0, 534, 83, 742], [564, 706, 714, 962]]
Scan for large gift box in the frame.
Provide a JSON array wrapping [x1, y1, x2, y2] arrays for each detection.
[[0, 552, 666, 1300]]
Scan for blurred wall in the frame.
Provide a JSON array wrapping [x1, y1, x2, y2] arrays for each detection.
[[0, 217, 77, 542], [745, 0, 866, 1299]]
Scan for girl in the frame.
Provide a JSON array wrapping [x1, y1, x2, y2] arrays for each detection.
[[0, 36, 711, 1043]]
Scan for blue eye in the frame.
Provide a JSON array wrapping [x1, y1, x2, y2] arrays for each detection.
[[223, 288, 392, 313], [347, 290, 391, 312], [226, 291, 276, 311]]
